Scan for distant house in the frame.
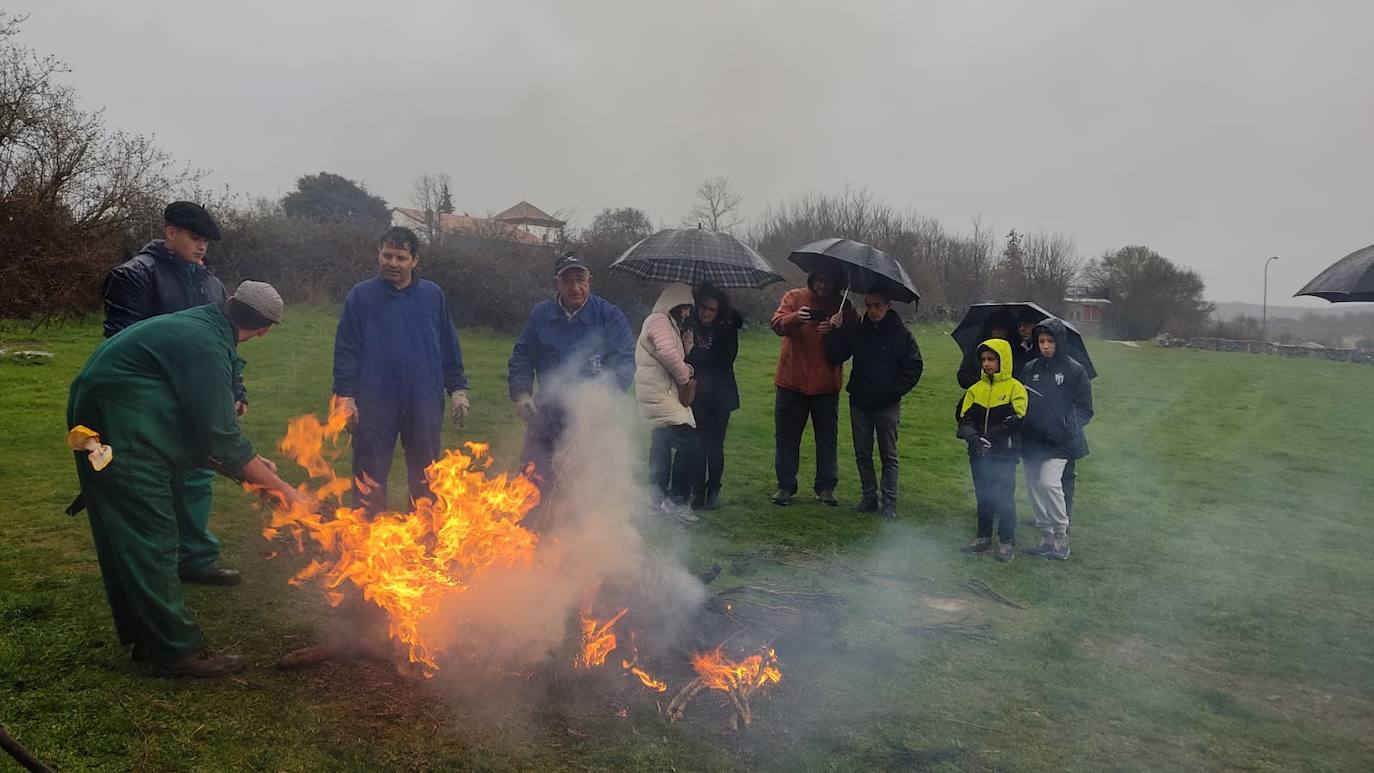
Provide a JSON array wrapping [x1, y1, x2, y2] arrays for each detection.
[[493, 200, 566, 244], [390, 207, 547, 247], [1062, 297, 1111, 338]]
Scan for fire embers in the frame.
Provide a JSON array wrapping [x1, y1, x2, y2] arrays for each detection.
[[575, 605, 781, 729], [264, 396, 541, 676], [574, 608, 668, 693]]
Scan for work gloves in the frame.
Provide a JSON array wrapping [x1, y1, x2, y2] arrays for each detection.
[[513, 393, 537, 423], [337, 396, 359, 432], [451, 390, 470, 427]]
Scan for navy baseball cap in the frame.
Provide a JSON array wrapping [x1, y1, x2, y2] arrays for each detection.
[[554, 250, 590, 276]]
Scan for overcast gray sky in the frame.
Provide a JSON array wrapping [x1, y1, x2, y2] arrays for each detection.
[[12, 0, 1373, 305]]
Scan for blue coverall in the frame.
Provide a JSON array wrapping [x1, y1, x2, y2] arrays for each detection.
[[333, 278, 467, 515], [507, 294, 636, 487]]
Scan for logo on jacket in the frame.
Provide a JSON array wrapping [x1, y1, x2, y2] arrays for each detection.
[[1055, 372, 1065, 385]]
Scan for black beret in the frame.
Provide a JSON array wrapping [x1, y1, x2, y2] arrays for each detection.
[[164, 201, 221, 241]]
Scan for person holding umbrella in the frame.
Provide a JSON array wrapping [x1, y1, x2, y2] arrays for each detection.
[[684, 284, 743, 511], [768, 266, 857, 506], [823, 290, 924, 519]]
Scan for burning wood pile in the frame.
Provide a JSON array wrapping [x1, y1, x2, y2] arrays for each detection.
[[261, 398, 784, 730], [572, 605, 782, 729]]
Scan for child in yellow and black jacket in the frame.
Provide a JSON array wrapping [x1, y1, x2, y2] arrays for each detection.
[[955, 338, 1028, 561]]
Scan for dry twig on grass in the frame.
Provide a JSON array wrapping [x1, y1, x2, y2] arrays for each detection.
[[961, 579, 1027, 609]]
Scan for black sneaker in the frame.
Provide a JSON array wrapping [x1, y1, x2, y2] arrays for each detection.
[[770, 489, 792, 506], [816, 490, 839, 507], [881, 503, 898, 520], [703, 490, 722, 510], [853, 496, 879, 513]]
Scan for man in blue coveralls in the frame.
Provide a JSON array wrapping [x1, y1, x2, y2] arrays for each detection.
[[508, 251, 636, 505], [332, 226, 470, 516]]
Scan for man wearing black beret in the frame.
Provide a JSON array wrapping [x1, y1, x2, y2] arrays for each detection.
[[100, 201, 245, 587]]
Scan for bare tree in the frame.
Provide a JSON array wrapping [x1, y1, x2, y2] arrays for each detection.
[[1021, 230, 1081, 311], [684, 176, 745, 233], [1, 13, 200, 315], [410, 172, 451, 243]]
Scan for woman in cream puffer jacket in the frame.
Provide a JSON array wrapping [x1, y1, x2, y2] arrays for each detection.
[[635, 283, 700, 517]]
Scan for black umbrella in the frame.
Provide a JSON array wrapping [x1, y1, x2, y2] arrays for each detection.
[[951, 302, 1097, 379], [1295, 243, 1374, 303], [786, 238, 920, 304], [610, 228, 784, 289]]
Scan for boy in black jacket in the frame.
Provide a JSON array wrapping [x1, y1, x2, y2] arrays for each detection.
[[1020, 318, 1093, 560], [825, 291, 923, 519]]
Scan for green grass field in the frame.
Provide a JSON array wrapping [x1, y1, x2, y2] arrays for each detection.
[[2, 309, 1371, 772]]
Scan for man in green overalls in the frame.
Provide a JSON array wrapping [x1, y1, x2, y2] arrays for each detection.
[[68, 282, 309, 677]]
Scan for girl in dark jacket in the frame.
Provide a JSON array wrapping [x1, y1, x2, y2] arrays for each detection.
[[685, 284, 742, 510]]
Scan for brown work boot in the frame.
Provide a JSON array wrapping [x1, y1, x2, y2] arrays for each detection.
[[1024, 534, 1055, 557], [994, 542, 1015, 562], [960, 537, 992, 554], [154, 647, 246, 678], [1047, 534, 1071, 561], [179, 566, 242, 586]]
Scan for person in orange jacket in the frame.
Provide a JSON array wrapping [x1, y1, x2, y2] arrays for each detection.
[[768, 267, 857, 506]]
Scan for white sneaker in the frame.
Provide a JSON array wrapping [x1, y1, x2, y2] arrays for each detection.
[[661, 499, 699, 525]]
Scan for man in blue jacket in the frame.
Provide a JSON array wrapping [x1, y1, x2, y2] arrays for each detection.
[[101, 201, 245, 587], [333, 227, 470, 517], [508, 251, 635, 502]]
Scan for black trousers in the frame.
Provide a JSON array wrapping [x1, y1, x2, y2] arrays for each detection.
[[649, 424, 700, 504], [692, 408, 732, 495], [970, 455, 1018, 544], [774, 387, 839, 495], [851, 399, 901, 506]]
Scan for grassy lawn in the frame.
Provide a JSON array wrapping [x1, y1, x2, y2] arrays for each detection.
[[2, 308, 1371, 772]]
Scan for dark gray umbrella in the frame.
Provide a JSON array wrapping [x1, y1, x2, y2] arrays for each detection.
[[610, 228, 784, 289], [1295, 244, 1374, 303], [786, 238, 920, 304], [952, 302, 1097, 379]]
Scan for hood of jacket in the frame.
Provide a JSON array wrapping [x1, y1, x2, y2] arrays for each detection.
[[652, 282, 696, 316], [977, 337, 1015, 384], [1031, 317, 1069, 362]]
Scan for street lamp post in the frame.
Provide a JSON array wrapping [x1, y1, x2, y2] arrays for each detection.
[[1262, 255, 1280, 344]]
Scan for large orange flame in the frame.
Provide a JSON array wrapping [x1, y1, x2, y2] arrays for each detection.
[[263, 396, 541, 675]]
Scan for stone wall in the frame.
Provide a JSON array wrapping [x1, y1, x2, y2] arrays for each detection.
[[1158, 336, 1374, 365]]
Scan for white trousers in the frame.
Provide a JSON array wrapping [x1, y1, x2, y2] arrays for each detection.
[[1025, 457, 1069, 536]]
